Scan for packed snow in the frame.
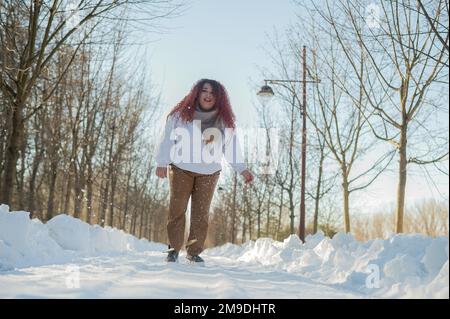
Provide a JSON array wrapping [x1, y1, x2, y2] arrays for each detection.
[[0, 204, 448, 298]]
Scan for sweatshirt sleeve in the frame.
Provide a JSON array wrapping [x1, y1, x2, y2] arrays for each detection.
[[222, 127, 247, 174], [155, 115, 175, 167]]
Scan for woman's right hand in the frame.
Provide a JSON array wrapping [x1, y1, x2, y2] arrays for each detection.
[[155, 166, 168, 178]]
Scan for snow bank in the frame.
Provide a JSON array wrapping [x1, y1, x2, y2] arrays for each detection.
[[205, 233, 449, 298], [1, 204, 447, 298], [0, 204, 165, 270]]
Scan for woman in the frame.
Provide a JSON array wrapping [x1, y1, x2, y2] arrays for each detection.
[[155, 79, 254, 263]]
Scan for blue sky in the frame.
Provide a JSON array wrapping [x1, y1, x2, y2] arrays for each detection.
[[144, 0, 449, 215], [147, 0, 300, 124]]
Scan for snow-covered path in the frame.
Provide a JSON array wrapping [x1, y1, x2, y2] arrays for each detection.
[[0, 205, 448, 299], [0, 251, 362, 299]]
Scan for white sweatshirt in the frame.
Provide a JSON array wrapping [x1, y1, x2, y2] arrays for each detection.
[[155, 114, 247, 174]]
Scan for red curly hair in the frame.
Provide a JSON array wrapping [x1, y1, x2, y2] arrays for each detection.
[[167, 79, 236, 129]]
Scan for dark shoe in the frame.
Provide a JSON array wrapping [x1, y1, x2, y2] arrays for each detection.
[[186, 254, 204, 263], [166, 249, 179, 262]]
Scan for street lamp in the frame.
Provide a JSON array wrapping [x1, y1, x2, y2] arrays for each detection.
[[257, 84, 275, 98], [257, 46, 319, 243]]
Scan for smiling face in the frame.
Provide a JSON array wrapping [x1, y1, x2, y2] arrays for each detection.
[[198, 82, 216, 110]]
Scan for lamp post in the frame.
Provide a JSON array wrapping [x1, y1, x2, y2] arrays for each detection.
[[257, 46, 319, 243]]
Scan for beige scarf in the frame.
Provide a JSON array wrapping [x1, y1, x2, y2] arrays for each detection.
[[193, 104, 223, 144]]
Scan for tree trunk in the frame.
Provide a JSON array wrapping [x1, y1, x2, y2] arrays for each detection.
[[63, 171, 72, 215], [242, 186, 249, 243], [86, 161, 94, 224], [276, 189, 284, 240], [122, 168, 132, 229], [288, 189, 295, 234], [99, 168, 110, 227], [241, 214, 246, 244], [28, 143, 44, 218], [342, 170, 351, 233], [248, 212, 253, 240], [46, 160, 59, 221], [73, 174, 83, 219], [313, 150, 324, 234], [139, 207, 146, 238], [266, 191, 271, 236], [109, 174, 117, 228], [104, 124, 115, 227], [257, 210, 261, 238], [396, 122, 408, 233], [231, 172, 237, 244], [147, 207, 153, 240], [17, 138, 27, 209], [74, 149, 87, 220], [1, 103, 24, 207], [131, 205, 137, 236], [100, 179, 110, 227]]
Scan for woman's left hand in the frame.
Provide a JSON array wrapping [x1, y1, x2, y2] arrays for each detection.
[[241, 170, 254, 184]]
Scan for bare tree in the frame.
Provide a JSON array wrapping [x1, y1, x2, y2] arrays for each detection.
[[402, 0, 449, 68], [307, 126, 338, 234], [308, 29, 395, 233], [0, 0, 184, 207], [0, 1, 187, 250], [312, 0, 449, 232]]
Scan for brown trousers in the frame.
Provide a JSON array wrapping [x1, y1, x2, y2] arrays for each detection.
[[167, 164, 220, 255]]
